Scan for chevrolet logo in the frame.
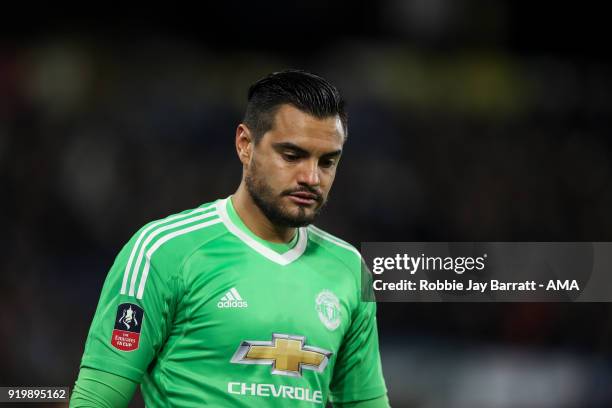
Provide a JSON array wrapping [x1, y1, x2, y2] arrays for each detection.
[[230, 333, 332, 377]]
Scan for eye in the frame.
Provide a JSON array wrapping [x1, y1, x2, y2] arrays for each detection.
[[283, 153, 300, 162], [320, 159, 336, 168]]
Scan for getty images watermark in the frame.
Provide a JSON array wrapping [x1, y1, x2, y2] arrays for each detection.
[[360, 243, 612, 302]]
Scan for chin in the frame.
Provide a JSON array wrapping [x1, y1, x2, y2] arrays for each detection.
[[276, 208, 313, 227]]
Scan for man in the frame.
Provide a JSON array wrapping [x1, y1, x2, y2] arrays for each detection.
[[71, 70, 389, 407]]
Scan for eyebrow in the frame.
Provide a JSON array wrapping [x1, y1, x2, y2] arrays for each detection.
[[272, 142, 342, 158]]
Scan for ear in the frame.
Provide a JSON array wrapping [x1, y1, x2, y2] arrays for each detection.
[[235, 124, 254, 165]]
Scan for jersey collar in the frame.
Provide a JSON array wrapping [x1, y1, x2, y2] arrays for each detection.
[[216, 197, 308, 266]]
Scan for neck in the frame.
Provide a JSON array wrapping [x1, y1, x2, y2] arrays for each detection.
[[232, 182, 297, 243]]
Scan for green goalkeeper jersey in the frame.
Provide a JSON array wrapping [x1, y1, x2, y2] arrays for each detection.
[[78, 196, 387, 407]]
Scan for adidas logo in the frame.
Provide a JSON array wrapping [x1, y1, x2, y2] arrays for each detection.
[[217, 287, 248, 308]]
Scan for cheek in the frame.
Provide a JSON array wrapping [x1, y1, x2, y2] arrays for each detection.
[[259, 160, 294, 189], [320, 171, 337, 191]]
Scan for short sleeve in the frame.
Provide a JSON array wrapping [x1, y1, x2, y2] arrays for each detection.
[[78, 228, 180, 382], [329, 261, 388, 403]]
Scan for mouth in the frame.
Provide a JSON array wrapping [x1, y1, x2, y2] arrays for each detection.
[[286, 191, 320, 206]]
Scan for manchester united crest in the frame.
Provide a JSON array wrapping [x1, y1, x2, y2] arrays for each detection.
[[315, 290, 341, 331]]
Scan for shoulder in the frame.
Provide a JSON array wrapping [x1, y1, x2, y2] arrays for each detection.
[[307, 224, 362, 267], [114, 200, 228, 300], [128, 199, 228, 266], [307, 225, 371, 305]]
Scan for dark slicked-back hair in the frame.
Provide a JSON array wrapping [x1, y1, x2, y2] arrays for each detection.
[[243, 69, 347, 143]]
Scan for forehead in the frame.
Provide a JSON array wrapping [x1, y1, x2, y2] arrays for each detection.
[[264, 104, 345, 149]]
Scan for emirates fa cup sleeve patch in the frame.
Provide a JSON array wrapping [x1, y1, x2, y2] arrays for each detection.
[[111, 303, 144, 351]]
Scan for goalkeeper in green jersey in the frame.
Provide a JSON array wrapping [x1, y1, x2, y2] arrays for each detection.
[[70, 70, 389, 407]]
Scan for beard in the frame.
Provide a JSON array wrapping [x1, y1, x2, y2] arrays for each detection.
[[245, 159, 326, 228]]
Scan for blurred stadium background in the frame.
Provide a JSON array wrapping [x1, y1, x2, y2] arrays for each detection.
[[2, 2, 612, 407]]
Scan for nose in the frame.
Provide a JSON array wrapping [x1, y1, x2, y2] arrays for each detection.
[[297, 159, 320, 187]]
